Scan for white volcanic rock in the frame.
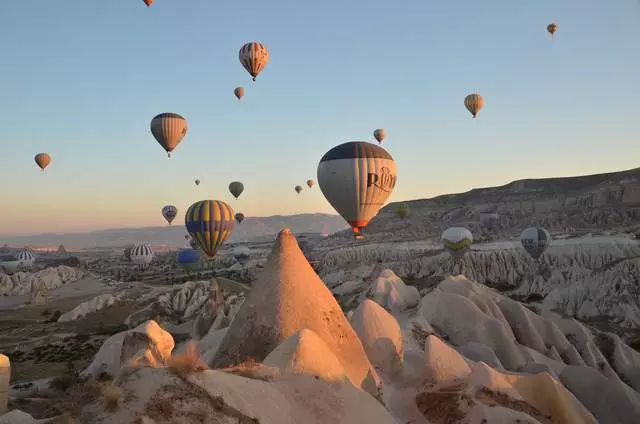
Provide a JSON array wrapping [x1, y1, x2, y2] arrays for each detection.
[[263, 329, 347, 382], [199, 327, 228, 364], [423, 335, 471, 384], [81, 320, 174, 378], [58, 293, 121, 322], [0, 410, 39, 424], [416, 284, 527, 371], [211, 229, 381, 395], [350, 299, 404, 378], [560, 365, 640, 424], [457, 341, 505, 370], [0, 355, 7, 415], [0, 265, 87, 296], [367, 269, 420, 313], [78, 366, 397, 424], [317, 237, 640, 330]]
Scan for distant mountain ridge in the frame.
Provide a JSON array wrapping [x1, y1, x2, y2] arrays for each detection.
[[333, 167, 640, 241], [0, 213, 348, 249]]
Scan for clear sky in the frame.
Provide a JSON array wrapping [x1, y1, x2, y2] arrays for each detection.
[[0, 0, 638, 236]]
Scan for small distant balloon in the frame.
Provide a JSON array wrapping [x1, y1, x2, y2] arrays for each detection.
[[441, 227, 473, 262], [229, 181, 244, 199], [34, 153, 51, 171], [396, 202, 410, 218], [161, 205, 178, 225], [235, 212, 245, 224], [295, 185, 303, 194], [306, 179, 315, 188], [195, 179, 200, 186], [142, 0, 153, 6], [373, 128, 386, 144], [464, 94, 484, 118], [547, 22, 557, 37], [521, 227, 552, 260], [131, 244, 154, 267], [234, 87, 245, 100], [239, 42, 270, 82], [150, 113, 188, 158]]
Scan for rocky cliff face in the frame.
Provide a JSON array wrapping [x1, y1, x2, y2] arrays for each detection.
[[317, 236, 640, 340], [325, 167, 640, 243]]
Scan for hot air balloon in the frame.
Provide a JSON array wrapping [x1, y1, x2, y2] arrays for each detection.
[[195, 179, 200, 186], [441, 227, 473, 262], [229, 181, 244, 199], [234, 87, 245, 100], [130, 244, 154, 267], [547, 22, 557, 37], [239, 42, 270, 81], [150, 113, 188, 158], [162, 205, 178, 225], [396, 202, 410, 218], [185, 200, 235, 258], [295, 185, 303, 194], [317, 141, 397, 237], [177, 248, 201, 270], [373, 128, 386, 144], [521, 227, 551, 259], [34, 153, 51, 171], [235, 212, 245, 224], [15, 250, 35, 268], [306, 179, 315, 188], [464, 93, 484, 118], [142, 0, 153, 6]]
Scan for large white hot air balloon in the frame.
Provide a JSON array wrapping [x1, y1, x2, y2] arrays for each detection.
[[520, 227, 551, 259], [130, 244, 154, 267], [317, 141, 397, 237], [441, 227, 473, 262]]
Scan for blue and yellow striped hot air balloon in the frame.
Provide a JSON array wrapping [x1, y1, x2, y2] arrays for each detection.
[[184, 200, 235, 258]]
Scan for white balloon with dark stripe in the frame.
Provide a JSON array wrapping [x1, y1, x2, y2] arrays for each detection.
[[317, 141, 397, 236], [130, 243, 154, 266], [520, 227, 551, 259], [15, 250, 35, 267]]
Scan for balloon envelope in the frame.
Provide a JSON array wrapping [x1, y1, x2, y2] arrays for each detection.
[[34, 153, 51, 171], [239, 42, 269, 81], [317, 141, 397, 235], [234, 87, 245, 100], [177, 248, 200, 264], [396, 202, 410, 218], [441, 227, 473, 262], [464, 94, 484, 118], [185, 200, 235, 258], [150, 113, 188, 157], [229, 181, 244, 199], [295, 185, 303, 194], [131, 244, 154, 266], [306, 179, 315, 188], [373, 128, 386, 144], [235, 212, 245, 224], [520, 227, 551, 259], [162, 205, 178, 224]]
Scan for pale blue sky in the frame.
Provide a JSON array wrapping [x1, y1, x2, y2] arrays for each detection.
[[0, 0, 638, 236]]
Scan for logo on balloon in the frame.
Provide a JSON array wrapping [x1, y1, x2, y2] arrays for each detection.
[[367, 167, 396, 192]]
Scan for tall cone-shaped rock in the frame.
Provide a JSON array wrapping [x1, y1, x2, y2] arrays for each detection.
[[211, 228, 380, 395]]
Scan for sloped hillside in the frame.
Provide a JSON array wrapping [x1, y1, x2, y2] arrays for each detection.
[[332, 167, 640, 242]]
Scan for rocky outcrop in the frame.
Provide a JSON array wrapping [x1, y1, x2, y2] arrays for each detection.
[[82, 320, 174, 378], [58, 293, 121, 322], [319, 237, 640, 334], [0, 265, 88, 296], [210, 229, 381, 395]]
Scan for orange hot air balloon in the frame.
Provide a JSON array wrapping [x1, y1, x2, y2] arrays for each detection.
[[142, 0, 153, 6], [34, 153, 51, 171], [547, 22, 557, 37]]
